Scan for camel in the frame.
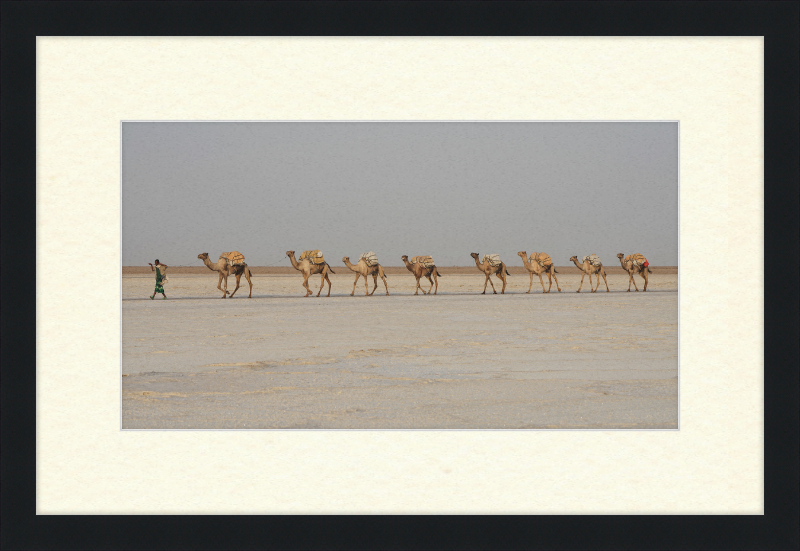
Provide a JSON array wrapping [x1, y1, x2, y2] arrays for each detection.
[[470, 253, 510, 294], [197, 253, 253, 298], [517, 251, 561, 294], [342, 256, 389, 296], [400, 255, 442, 295], [286, 251, 335, 297], [617, 253, 651, 292], [569, 255, 609, 293]]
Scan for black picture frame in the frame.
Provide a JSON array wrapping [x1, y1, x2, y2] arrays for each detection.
[[2, 2, 797, 549]]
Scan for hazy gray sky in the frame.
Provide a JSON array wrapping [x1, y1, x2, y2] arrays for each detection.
[[122, 122, 678, 266]]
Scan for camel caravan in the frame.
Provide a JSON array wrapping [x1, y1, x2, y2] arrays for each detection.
[[188, 249, 652, 298]]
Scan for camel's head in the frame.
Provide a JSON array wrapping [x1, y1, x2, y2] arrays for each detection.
[[569, 256, 578, 262], [286, 251, 295, 257], [342, 256, 350, 263], [470, 253, 479, 260], [197, 253, 208, 260], [517, 251, 527, 258], [400, 255, 409, 261], [617, 253, 624, 259]]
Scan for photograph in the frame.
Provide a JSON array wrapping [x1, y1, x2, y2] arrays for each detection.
[[121, 121, 679, 429], [5, 0, 787, 543]]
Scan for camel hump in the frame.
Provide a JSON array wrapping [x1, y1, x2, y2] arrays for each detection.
[[625, 253, 647, 267], [300, 250, 325, 264], [583, 254, 602, 267], [531, 252, 553, 267], [411, 255, 434, 267], [220, 251, 246, 267], [482, 254, 502, 266], [360, 251, 379, 266]]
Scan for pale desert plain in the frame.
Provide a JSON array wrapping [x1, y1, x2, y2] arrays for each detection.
[[122, 266, 678, 430]]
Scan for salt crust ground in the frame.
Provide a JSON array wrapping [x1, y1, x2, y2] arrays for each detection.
[[122, 274, 678, 429]]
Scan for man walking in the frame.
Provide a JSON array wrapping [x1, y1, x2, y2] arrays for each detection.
[[149, 259, 168, 299]]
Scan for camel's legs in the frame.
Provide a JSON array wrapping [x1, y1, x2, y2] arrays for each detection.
[[641, 270, 648, 291], [316, 271, 326, 297], [577, 272, 585, 292], [486, 274, 497, 294], [243, 269, 253, 298], [527, 272, 533, 293], [432, 273, 437, 295], [350, 273, 360, 296], [217, 273, 229, 298], [325, 272, 332, 297], [551, 267, 561, 292], [424, 273, 434, 295], [629, 270, 639, 291], [601, 270, 610, 292], [363, 272, 370, 296], [376, 267, 389, 295], [379, 272, 389, 295], [538, 271, 547, 293], [591, 272, 599, 292], [495, 271, 506, 294], [417, 274, 428, 295], [546, 272, 553, 293], [501, 274, 507, 294], [302, 274, 312, 297], [228, 273, 242, 298], [372, 272, 387, 295]]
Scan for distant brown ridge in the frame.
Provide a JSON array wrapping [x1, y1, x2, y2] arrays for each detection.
[[123, 265, 678, 275]]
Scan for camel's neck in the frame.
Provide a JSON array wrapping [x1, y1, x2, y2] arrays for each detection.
[[202, 257, 218, 271], [402, 259, 414, 271], [618, 257, 630, 270], [288, 254, 301, 271], [344, 260, 357, 271], [519, 256, 533, 270], [473, 258, 485, 270], [571, 259, 587, 272]]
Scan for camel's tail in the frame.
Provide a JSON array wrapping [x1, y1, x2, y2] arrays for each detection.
[[647, 267, 652, 274], [434, 267, 443, 277], [325, 262, 336, 274], [505, 268, 511, 276]]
